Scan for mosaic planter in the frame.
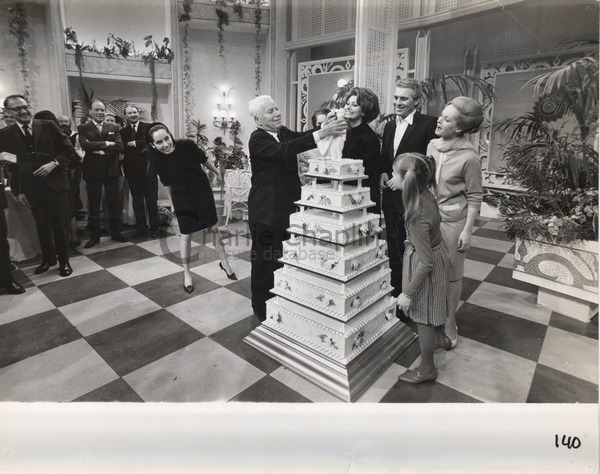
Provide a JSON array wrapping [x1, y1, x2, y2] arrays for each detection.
[[513, 238, 598, 322]]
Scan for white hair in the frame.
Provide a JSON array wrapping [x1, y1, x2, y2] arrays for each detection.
[[248, 95, 274, 119]]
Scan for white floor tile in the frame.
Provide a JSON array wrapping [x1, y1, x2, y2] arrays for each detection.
[[23, 255, 103, 286], [470, 235, 514, 253], [538, 326, 598, 384], [60, 287, 161, 336], [463, 259, 495, 281], [467, 282, 552, 325], [166, 287, 252, 336], [124, 338, 265, 402], [191, 256, 251, 285], [0, 287, 56, 325], [136, 235, 199, 256], [0, 339, 118, 401], [106, 255, 182, 285]]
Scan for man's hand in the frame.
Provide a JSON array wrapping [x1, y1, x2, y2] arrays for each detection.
[[318, 117, 347, 139], [33, 162, 57, 178], [16, 193, 31, 207], [379, 173, 389, 190], [105, 141, 116, 148]]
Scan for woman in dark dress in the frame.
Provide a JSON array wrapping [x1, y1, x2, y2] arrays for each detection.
[[342, 87, 381, 213], [146, 123, 236, 293]]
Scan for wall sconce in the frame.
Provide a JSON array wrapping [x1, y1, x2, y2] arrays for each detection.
[[212, 86, 237, 129]]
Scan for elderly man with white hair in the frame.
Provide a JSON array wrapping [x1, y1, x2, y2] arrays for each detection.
[[247, 95, 347, 321]]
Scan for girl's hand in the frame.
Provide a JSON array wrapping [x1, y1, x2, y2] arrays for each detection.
[[396, 293, 412, 313], [457, 230, 472, 252]]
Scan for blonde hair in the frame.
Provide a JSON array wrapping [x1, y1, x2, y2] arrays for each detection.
[[393, 153, 436, 228], [447, 96, 484, 135]]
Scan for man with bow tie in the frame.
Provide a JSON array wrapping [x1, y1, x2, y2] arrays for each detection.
[[378, 79, 437, 309], [0, 94, 77, 277], [121, 105, 159, 238], [78, 99, 126, 248]]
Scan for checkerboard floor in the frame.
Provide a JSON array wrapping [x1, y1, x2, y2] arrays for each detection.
[[1, 197, 597, 403]]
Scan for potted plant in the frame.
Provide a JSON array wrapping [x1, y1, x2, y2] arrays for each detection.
[[489, 39, 598, 321]]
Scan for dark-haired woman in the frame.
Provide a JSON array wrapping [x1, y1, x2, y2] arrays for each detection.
[[341, 87, 381, 213], [146, 123, 236, 293]]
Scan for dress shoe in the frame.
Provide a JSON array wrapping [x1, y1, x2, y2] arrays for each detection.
[[398, 367, 438, 384], [219, 262, 238, 280], [183, 276, 194, 293], [111, 234, 128, 243], [3, 281, 25, 295], [34, 261, 56, 274], [150, 230, 160, 238], [444, 325, 458, 350], [59, 262, 73, 277], [132, 229, 148, 239], [84, 238, 100, 249]]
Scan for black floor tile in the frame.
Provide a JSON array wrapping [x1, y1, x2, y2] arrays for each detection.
[[134, 272, 220, 308], [484, 266, 538, 294], [86, 309, 204, 377], [393, 335, 420, 368], [226, 277, 252, 299], [234, 250, 252, 263], [467, 246, 506, 266], [73, 379, 144, 402], [210, 317, 282, 374], [457, 302, 548, 362], [38, 269, 129, 307], [472, 227, 511, 241], [549, 312, 598, 340], [380, 376, 481, 403], [527, 364, 599, 403], [85, 245, 156, 268], [7, 268, 35, 289], [461, 277, 481, 301], [230, 375, 312, 402], [0, 309, 81, 369]]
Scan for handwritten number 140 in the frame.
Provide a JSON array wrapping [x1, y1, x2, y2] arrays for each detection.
[[555, 434, 581, 449]]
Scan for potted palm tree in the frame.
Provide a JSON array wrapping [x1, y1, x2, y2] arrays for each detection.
[[490, 39, 598, 321]]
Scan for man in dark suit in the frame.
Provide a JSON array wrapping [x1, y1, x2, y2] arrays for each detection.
[[121, 105, 159, 238], [0, 179, 25, 294], [247, 95, 347, 320], [78, 99, 127, 248], [379, 79, 438, 303], [0, 94, 76, 277]]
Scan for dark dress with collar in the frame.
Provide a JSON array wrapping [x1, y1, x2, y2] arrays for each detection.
[[342, 121, 381, 213], [154, 139, 217, 235]]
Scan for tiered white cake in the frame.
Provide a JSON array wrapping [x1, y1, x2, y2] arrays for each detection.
[[245, 157, 415, 402]]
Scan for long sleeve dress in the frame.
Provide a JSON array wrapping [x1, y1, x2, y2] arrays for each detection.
[[401, 189, 449, 326], [154, 139, 218, 235]]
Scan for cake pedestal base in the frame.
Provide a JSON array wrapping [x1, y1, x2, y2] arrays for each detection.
[[244, 321, 415, 402]]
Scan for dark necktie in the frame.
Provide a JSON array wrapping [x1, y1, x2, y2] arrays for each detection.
[[22, 124, 34, 150], [133, 124, 137, 137]]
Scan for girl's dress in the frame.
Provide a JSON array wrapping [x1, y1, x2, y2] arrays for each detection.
[[155, 139, 218, 235], [401, 189, 448, 326]]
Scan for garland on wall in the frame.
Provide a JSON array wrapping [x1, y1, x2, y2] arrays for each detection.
[[179, 0, 195, 138], [215, 0, 229, 59], [8, 1, 33, 103], [253, 2, 263, 95]]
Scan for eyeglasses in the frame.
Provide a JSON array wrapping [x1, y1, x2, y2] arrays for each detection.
[[6, 105, 30, 112]]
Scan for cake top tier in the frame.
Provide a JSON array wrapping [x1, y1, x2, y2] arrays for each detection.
[[305, 157, 366, 181]]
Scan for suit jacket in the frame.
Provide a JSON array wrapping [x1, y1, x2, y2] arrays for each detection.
[[0, 120, 74, 199], [379, 111, 438, 176], [0, 181, 7, 211], [120, 121, 154, 178], [248, 126, 318, 230], [78, 121, 124, 180]]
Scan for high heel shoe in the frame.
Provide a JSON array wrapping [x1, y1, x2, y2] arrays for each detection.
[[444, 325, 458, 350], [219, 262, 237, 280], [183, 276, 194, 293]]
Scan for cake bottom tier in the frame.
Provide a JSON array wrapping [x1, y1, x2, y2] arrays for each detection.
[[264, 295, 398, 363], [244, 319, 415, 402]]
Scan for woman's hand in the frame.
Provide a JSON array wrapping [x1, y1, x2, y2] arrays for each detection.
[[456, 229, 472, 252], [396, 293, 412, 313]]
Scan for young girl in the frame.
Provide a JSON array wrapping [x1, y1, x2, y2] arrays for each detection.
[[390, 153, 449, 384]]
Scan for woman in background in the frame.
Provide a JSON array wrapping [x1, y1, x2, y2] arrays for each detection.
[[428, 96, 484, 349], [146, 122, 236, 293]]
